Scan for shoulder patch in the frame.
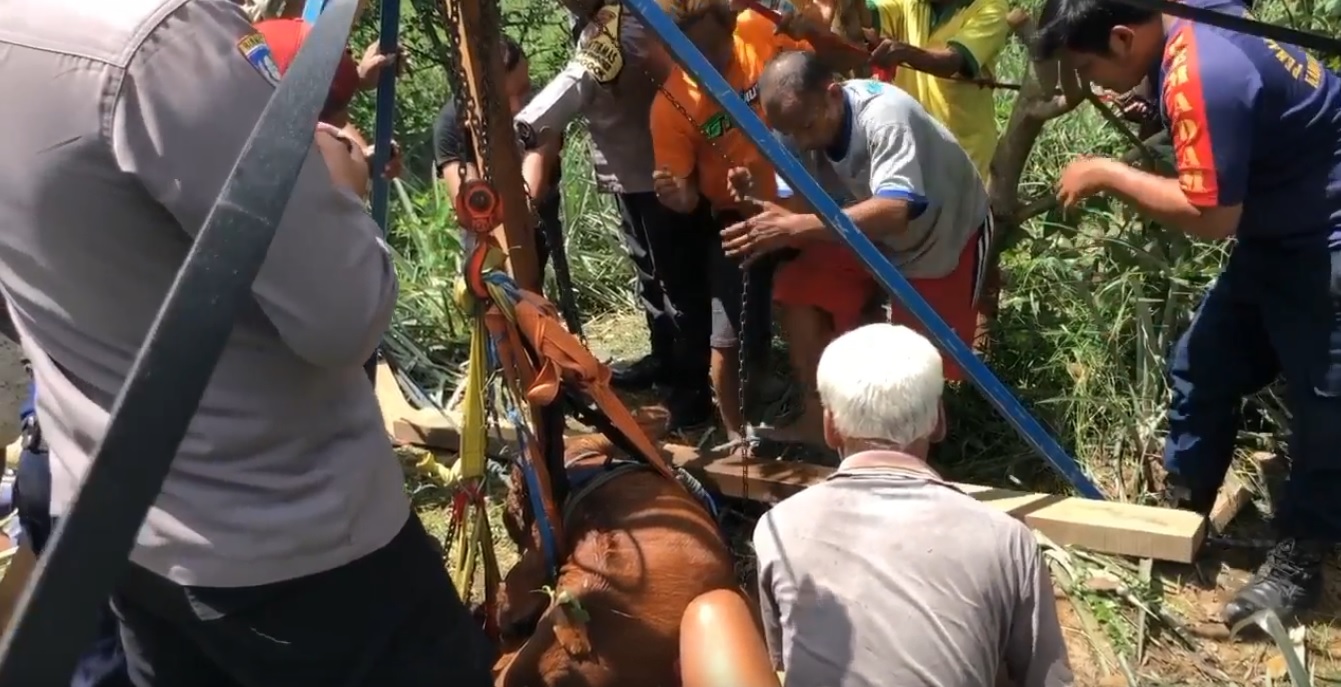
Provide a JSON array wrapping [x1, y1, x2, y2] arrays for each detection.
[[575, 4, 625, 85], [237, 33, 282, 87]]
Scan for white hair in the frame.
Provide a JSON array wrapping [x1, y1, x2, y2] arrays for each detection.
[[816, 323, 944, 447]]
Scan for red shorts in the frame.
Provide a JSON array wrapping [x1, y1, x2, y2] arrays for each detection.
[[772, 225, 991, 382]]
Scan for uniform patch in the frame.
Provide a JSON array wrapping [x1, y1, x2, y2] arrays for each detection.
[[575, 4, 625, 85], [237, 33, 282, 87]]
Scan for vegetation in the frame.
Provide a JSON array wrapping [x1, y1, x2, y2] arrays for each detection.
[[352, 0, 1331, 500], [342, 0, 1341, 682]]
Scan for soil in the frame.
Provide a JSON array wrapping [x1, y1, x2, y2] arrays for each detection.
[[580, 311, 1341, 686]]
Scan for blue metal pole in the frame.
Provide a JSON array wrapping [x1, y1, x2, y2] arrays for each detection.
[[301, 0, 327, 24], [368, 0, 401, 232], [620, 0, 1105, 500]]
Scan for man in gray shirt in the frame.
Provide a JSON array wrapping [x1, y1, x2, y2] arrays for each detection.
[[723, 50, 992, 449], [0, 0, 491, 684], [517, 1, 718, 431], [754, 323, 1072, 687]]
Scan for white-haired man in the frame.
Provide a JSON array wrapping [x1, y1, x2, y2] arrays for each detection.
[[752, 324, 1073, 687]]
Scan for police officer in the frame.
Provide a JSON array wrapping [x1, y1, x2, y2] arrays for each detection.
[[0, 0, 492, 684], [517, 1, 719, 432]]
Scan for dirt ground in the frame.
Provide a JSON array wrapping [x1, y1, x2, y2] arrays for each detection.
[[417, 311, 1340, 686]]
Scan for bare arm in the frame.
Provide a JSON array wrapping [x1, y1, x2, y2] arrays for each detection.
[[112, 0, 395, 368], [1088, 159, 1241, 241], [788, 196, 912, 243]]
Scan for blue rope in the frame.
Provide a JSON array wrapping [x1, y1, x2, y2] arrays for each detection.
[[509, 408, 561, 578]]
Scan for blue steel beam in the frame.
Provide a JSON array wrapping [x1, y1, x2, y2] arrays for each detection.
[[368, 0, 401, 231], [620, 0, 1105, 500], [302, 0, 327, 24]]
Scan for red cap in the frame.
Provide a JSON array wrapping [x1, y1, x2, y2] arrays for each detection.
[[254, 18, 361, 123]]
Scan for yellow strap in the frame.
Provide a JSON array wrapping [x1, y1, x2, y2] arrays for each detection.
[[455, 315, 489, 483]]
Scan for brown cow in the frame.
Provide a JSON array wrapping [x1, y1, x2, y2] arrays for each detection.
[[493, 429, 736, 687]]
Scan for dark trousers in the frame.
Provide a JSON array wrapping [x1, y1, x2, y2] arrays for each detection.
[[14, 447, 132, 687], [1164, 242, 1341, 541], [652, 204, 775, 405], [614, 192, 681, 367], [110, 516, 493, 687]]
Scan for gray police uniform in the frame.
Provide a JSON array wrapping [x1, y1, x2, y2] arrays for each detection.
[[0, 0, 490, 683]]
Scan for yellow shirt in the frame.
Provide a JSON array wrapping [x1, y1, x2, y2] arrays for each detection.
[[867, 0, 1009, 179]]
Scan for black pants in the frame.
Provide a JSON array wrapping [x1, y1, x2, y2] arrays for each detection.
[[649, 203, 775, 404], [1165, 243, 1341, 541], [111, 516, 494, 687], [614, 192, 681, 367]]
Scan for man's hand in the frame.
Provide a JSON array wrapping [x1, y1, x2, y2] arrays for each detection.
[[362, 140, 402, 180], [870, 39, 916, 69], [357, 41, 405, 91], [653, 167, 699, 213], [1057, 157, 1115, 209], [727, 166, 754, 205], [721, 202, 805, 265], [316, 123, 372, 198], [776, 6, 826, 42]]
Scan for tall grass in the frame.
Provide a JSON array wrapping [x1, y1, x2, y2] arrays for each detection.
[[355, 0, 1336, 498]]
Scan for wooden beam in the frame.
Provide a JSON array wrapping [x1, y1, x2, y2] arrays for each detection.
[[449, 0, 540, 292], [387, 387, 1205, 562], [374, 361, 418, 439], [662, 445, 1206, 564]]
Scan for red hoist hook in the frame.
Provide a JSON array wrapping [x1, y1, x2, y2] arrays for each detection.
[[455, 179, 503, 235]]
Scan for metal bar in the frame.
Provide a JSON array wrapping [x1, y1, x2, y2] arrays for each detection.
[[0, 1, 366, 683], [369, 0, 401, 231], [302, 0, 328, 24], [1110, 0, 1341, 56], [621, 0, 1105, 500]]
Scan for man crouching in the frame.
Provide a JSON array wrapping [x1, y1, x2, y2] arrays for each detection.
[[753, 324, 1073, 686], [722, 50, 992, 448]]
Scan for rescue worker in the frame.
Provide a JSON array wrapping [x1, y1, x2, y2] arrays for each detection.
[[725, 51, 991, 448], [649, 0, 863, 441], [755, 324, 1073, 686], [434, 36, 565, 276], [1035, 0, 1341, 625], [516, 1, 719, 431], [0, 1, 494, 684]]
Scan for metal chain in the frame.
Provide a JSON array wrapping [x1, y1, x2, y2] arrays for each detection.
[[439, 0, 512, 186], [439, 0, 486, 190]]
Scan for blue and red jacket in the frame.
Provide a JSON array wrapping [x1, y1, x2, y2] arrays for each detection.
[[1156, 0, 1341, 248]]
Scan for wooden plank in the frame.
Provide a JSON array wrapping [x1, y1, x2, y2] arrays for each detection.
[[451, 0, 540, 292], [662, 445, 1206, 563], [374, 361, 418, 439]]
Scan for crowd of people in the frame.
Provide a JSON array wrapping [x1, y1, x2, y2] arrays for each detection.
[[1, 0, 1340, 684]]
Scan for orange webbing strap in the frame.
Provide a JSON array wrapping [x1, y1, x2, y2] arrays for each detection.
[[485, 307, 568, 550], [509, 291, 681, 485]]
